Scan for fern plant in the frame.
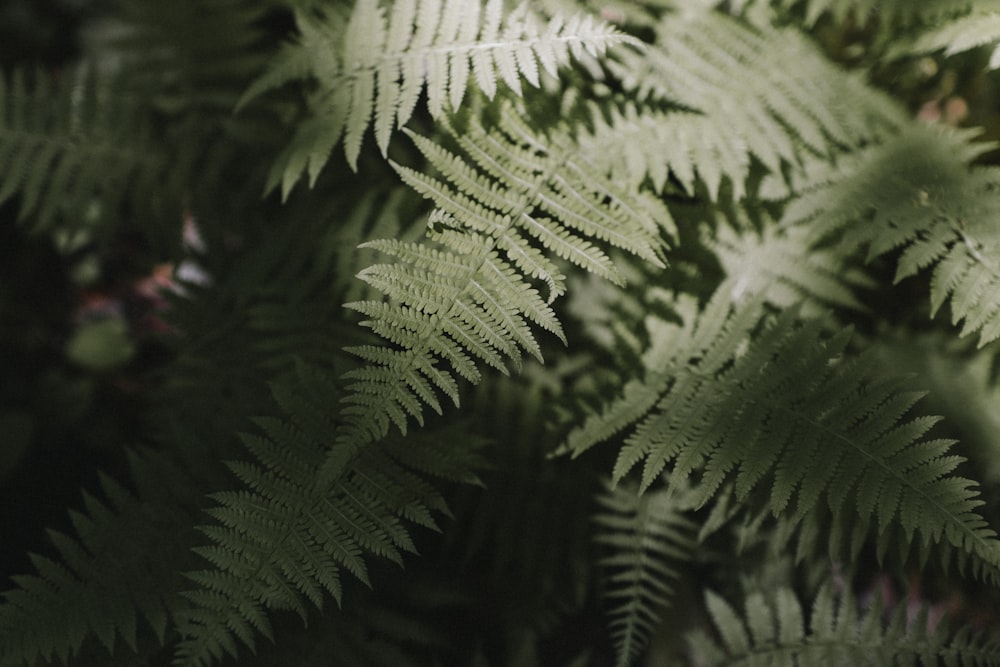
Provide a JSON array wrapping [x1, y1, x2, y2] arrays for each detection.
[[5, 0, 1000, 665]]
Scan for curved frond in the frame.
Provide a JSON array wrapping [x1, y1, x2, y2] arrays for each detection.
[[173, 367, 486, 666], [889, 8, 1000, 67], [324, 104, 669, 479], [578, 102, 754, 200], [688, 585, 1000, 666], [243, 0, 637, 191], [562, 289, 1000, 583], [604, 9, 902, 199], [782, 126, 1000, 346], [594, 481, 697, 667]]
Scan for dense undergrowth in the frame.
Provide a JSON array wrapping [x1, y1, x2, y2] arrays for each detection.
[[4, 0, 1000, 665]]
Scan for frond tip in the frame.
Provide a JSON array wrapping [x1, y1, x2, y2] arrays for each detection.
[[594, 482, 696, 667], [246, 0, 638, 193]]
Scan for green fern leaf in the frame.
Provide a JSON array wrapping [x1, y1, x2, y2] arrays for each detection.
[[782, 126, 1000, 346], [579, 102, 753, 199], [689, 585, 1000, 666], [594, 482, 697, 667], [563, 288, 1000, 582], [603, 9, 902, 199], [888, 9, 1000, 66], [173, 367, 486, 666], [0, 67, 161, 232], [0, 451, 199, 666], [243, 0, 637, 193], [711, 210, 875, 312], [324, 104, 669, 480]]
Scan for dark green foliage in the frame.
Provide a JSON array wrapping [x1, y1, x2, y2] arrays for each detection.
[[3, 1, 1000, 665], [593, 482, 697, 666], [783, 126, 1000, 346], [0, 452, 197, 666], [174, 368, 487, 666], [0, 67, 161, 233], [564, 290, 1000, 583]]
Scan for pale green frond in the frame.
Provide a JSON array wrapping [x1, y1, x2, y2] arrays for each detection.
[[246, 0, 637, 189], [711, 209, 875, 312], [579, 102, 753, 199], [604, 9, 903, 199], [889, 10, 1000, 66], [323, 104, 668, 477]]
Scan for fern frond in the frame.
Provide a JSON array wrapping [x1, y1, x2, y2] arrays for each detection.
[[0, 184, 432, 666], [173, 367, 486, 666], [604, 9, 902, 198], [782, 126, 1000, 346], [0, 451, 199, 666], [563, 289, 1000, 582], [325, 104, 669, 478], [244, 0, 637, 192], [594, 481, 697, 667], [578, 102, 754, 200], [711, 210, 875, 312], [688, 584, 1000, 666], [0, 67, 161, 232], [889, 8, 1000, 67]]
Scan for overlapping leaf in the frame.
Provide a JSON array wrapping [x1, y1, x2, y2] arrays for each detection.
[[173, 368, 486, 666], [324, 104, 669, 479], [603, 9, 902, 199], [241, 0, 637, 192], [563, 289, 1000, 583], [782, 126, 1000, 346]]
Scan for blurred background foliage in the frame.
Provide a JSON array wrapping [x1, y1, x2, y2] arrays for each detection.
[[5, 2, 1000, 664]]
